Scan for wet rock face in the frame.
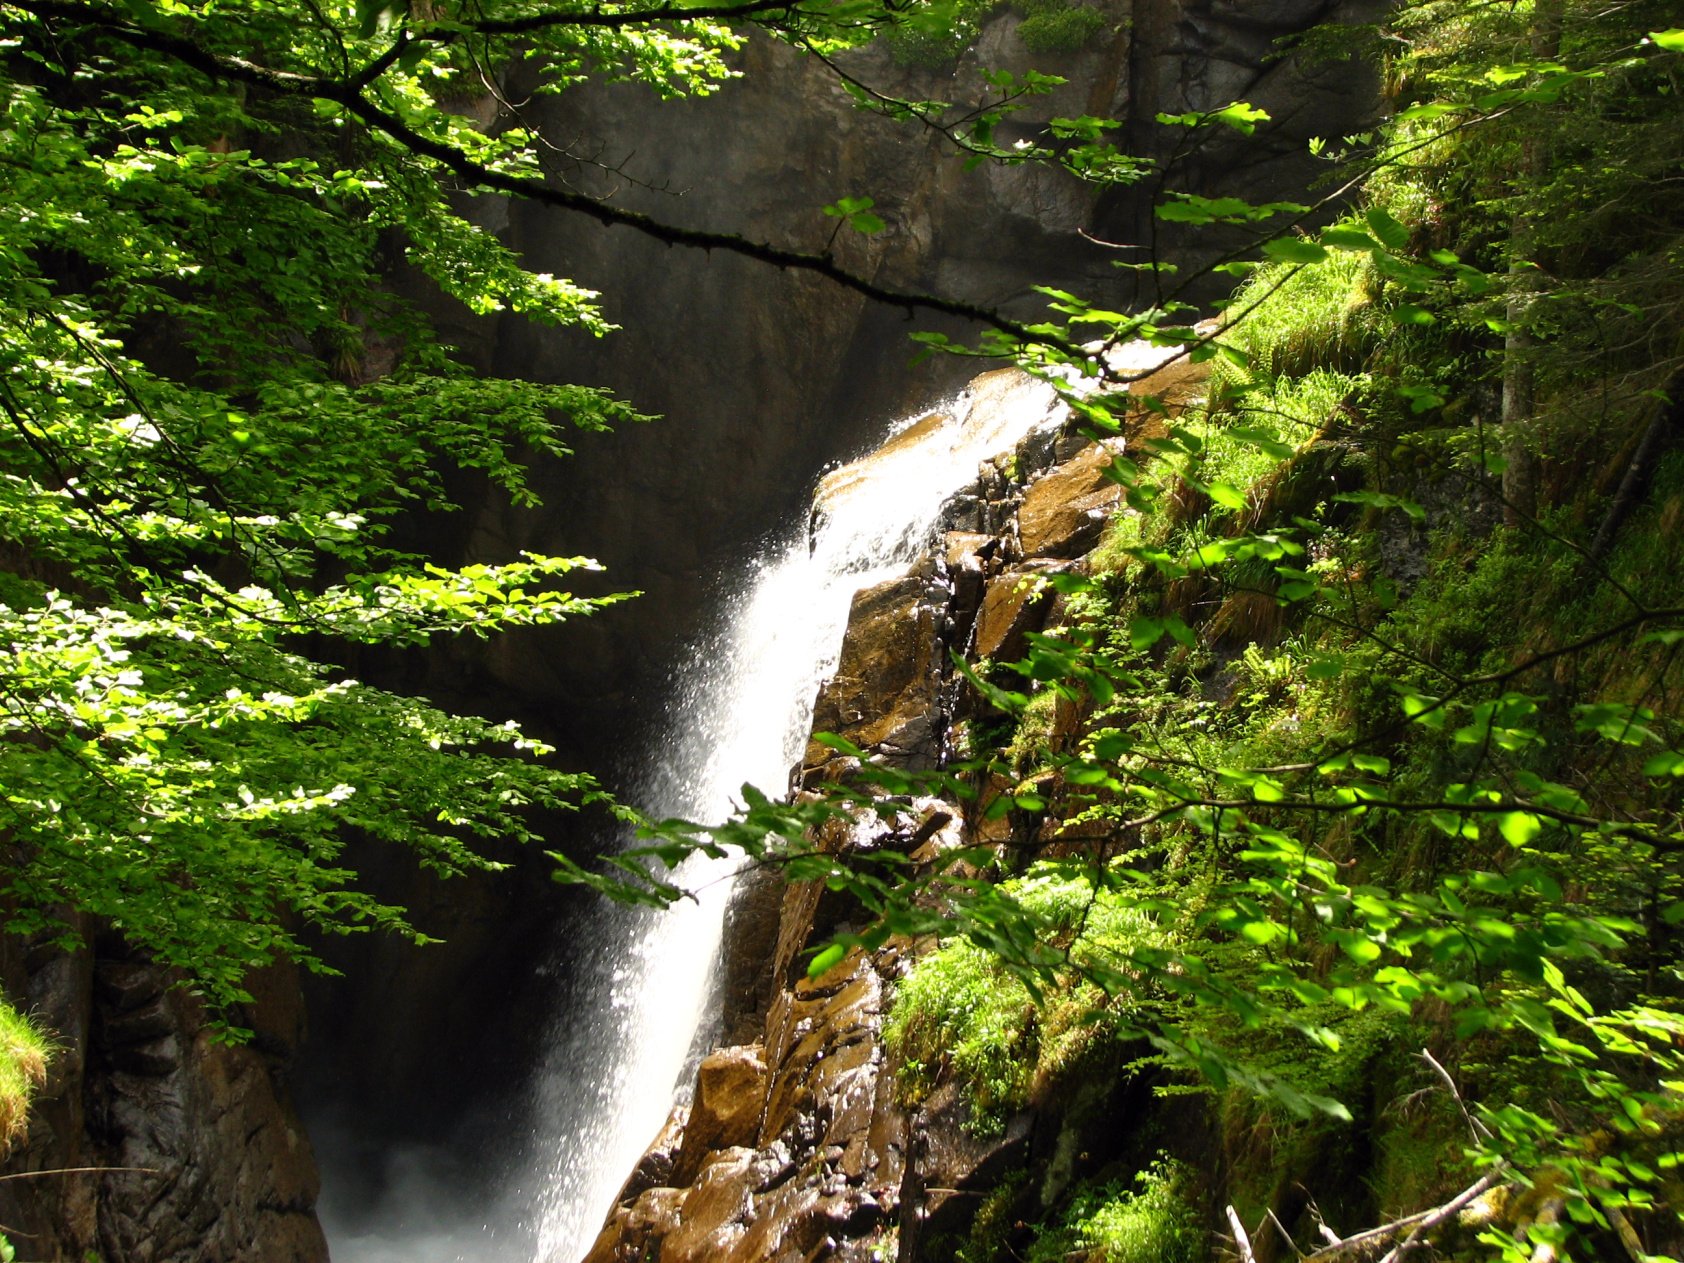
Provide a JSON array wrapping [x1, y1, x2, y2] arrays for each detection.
[[0, 937, 326, 1262], [1017, 442, 1128, 559], [583, 950, 908, 1263], [586, 348, 1215, 1263], [808, 562, 950, 771]]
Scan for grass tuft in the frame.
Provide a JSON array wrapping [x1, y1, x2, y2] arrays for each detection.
[[0, 996, 50, 1155]]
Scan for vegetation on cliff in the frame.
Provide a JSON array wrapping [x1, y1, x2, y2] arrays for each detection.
[[615, 3, 1684, 1257], [0, 999, 48, 1156]]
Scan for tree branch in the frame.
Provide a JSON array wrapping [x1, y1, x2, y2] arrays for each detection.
[[9, 0, 1090, 360]]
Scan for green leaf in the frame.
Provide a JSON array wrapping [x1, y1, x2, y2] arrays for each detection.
[[1129, 616, 1166, 650], [1261, 237, 1330, 265], [1498, 812, 1542, 847], [1648, 29, 1684, 51], [1207, 481, 1247, 511], [1321, 225, 1382, 251], [1227, 426, 1294, 459], [1642, 750, 1684, 777], [1334, 490, 1426, 521], [1364, 208, 1410, 251], [807, 942, 847, 978], [1389, 303, 1436, 326]]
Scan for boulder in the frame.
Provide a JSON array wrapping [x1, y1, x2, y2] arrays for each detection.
[[806, 564, 946, 769], [671, 1046, 770, 1186], [659, 1147, 759, 1263], [1017, 441, 1129, 558], [973, 565, 1063, 662]]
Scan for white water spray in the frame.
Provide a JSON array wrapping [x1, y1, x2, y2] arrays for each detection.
[[524, 367, 1068, 1261]]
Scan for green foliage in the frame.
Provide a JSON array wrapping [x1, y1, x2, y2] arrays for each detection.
[[885, 936, 1034, 1131], [0, 0, 847, 1021], [882, 0, 1108, 66], [957, 1170, 1030, 1263], [883, 0, 992, 66], [1027, 1158, 1202, 1263], [775, 11, 1684, 1250]]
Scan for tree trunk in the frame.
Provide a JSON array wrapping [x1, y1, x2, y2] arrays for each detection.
[[1500, 0, 1562, 527]]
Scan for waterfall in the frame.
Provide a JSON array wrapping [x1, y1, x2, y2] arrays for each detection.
[[316, 369, 1067, 1263], [522, 367, 1067, 1262]]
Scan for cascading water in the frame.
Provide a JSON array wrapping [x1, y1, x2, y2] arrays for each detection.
[[521, 366, 1070, 1262]]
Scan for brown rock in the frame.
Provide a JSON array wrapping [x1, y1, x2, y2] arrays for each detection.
[[972, 566, 1058, 662], [1, 936, 327, 1263], [806, 566, 945, 768], [1124, 345, 1212, 426], [616, 1103, 689, 1205], [943, 530, 998, 647], [583, 1185, 688, 1263], [1017, 442, 1129, 559], [812, 412, 953, 523], [898, 1081, 1035, 1254], [671, 1045, 769, 1186], [660, 1147, 757, 1263]]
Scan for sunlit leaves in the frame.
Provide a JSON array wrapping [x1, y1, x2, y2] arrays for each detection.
[[823, 194, 886, 235], [1260, 236, 1328, 265], [0, 0, 703, 1024], [1156, 100, 1271, 136], [1156, 193, 1307, 225]]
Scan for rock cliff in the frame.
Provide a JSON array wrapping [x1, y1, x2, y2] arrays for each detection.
[[0, 930, 324, 1262], [581, 350, 1211, 1262], [437, 0, 1386, 747]]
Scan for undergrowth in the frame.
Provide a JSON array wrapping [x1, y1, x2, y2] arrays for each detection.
[[1026, 1157, 1202, 1263]]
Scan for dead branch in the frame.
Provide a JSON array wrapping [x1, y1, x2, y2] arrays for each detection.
[[1228, 1204, 1259, 1263], [1302, 1170, 1504, 1263]]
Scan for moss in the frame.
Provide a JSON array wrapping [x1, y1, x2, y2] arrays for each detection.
[[884, 864, 1167, 1135], [1027, 1158, 1203, 1263], [0, 995, 50, 1155], [958, 1169, 1031, 1263], [884, 0, 992, 66], [1017, 1, 1107, 53], [1005, 688, 1060, 772]]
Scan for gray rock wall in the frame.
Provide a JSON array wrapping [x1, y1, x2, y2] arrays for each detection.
[[0, 932, 325, 1262], [435, 0, 1383, 743]]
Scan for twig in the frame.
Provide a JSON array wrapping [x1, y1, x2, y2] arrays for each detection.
[[1268, 1207, 1307, 1258], [1605, 1201, 1648, 1263], [1228, 1204, 1259, 1263], [1304, 1170, 1503, 1262], [1377, 1170, 1504, 1263], [0, 1165, 160, 1181], [1419, 1047, 1493, 1144]]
